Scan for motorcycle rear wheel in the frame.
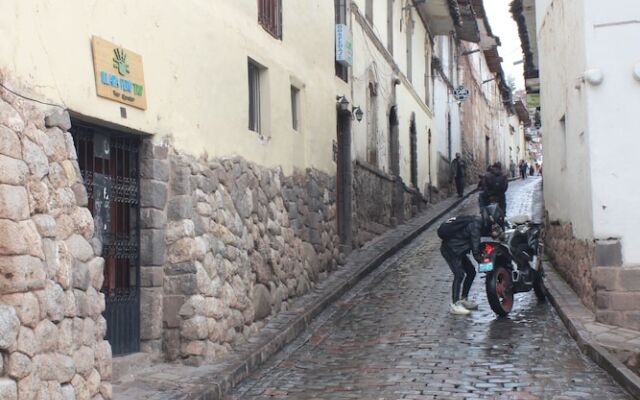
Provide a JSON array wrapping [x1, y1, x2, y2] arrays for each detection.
[[486, 266, 514, 317], [533, 272, 547, 301]]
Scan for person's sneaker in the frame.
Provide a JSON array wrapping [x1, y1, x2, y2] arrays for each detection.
[[450, 302, 471, 315], [460, 298, 479, 310]]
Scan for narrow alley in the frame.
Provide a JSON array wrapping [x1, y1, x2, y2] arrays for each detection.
[[230, 179, 631, 399]]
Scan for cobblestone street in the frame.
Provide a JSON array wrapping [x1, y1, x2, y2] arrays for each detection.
[[230, 178, 632, 399]]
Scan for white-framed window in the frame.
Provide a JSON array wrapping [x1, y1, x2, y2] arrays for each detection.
[[291, 85, 300, 131], [248, 59, 264, 133]]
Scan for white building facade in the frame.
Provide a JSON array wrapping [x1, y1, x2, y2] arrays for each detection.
[[515, 0, 640, 330]]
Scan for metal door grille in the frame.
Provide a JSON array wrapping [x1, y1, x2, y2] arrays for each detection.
[[71, 121, 141, 356]]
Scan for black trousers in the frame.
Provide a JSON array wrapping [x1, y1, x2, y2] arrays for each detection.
[[440, 243, 476, 303], [455, 175, 464, 196]]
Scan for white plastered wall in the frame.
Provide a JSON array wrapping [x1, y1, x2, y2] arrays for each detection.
[[0, 0, 346, 175], [583, 0, 640, 264]]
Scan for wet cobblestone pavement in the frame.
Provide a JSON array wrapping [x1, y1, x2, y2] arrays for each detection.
[[230, 178, 632, 399]]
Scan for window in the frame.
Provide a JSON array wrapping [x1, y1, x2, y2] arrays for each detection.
[[424, 40, 431, 106], [335, 0, 348, 82], [248, 60, 262, 133], [290, 85, 300, 131], [560, 115, 567, 170], [387, 0, 394, 54], [406, 14, 414, 83], [366, 81, 379, 166], [365, 0, 373, 24], [258, 0, 282, 39]]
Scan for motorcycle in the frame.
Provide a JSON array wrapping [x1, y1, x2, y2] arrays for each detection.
[[470, 215, 546, 317]]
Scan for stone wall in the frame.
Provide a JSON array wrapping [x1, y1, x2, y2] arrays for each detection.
[[352, 161, 426, 248], [352, 161, 394, 247], [591, 239, 640, 331], [141, 149, 340, 363], [546, 215, 640, 331], [0, 86, 110, 398], [544, 216, 596, 310]]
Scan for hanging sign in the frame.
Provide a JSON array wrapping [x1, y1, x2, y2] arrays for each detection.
[[336, 24, 353, 66], [453, 85, 470, 101], [91, 36, 147, 110]]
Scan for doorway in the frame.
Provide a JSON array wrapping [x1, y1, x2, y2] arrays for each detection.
[[336, 110, 352, 248], [71, 121, 141, 356], [409, 114, 417, 188], [485, 135, 490, 167]]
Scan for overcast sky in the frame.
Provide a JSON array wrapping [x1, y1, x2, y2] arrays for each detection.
[[484, 0, 525, 90]]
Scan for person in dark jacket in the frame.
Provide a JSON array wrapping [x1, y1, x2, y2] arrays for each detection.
[[478, 162, 508, 215], [440, 204, 504, 315], [450, 153, 466, 197]]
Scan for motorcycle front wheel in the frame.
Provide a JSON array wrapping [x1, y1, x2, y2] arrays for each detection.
[[486, 266, 514, 317]]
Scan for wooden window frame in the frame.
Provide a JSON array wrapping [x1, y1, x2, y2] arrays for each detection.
[[258, 0, 282, 39]]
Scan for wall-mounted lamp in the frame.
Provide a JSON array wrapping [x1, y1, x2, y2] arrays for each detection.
[[461, 49, 481, 56], [583, 69, 604, 86], [482, 77, 497, 84], [336, 95, 350, 112], [352, 106, 364, 122]]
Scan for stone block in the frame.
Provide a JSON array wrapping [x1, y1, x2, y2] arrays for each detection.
[[7, 351, 32, 379], [140, 266, 164, 287], [595, 239, 622, 267], [73, 345, 95, 375], [163, 295, 186, 328], [0, 305, 19, 350], [94, 340, 112, 380], [0, 155, 28, 186], [162, 329, 181, 361], [0, 184, 29, 221], [181, 316, 208, 340], [167, 195, 193, 221], [140, 287, 163, 340], [140, 229, 166, 266], [593, 267, 619, 291], [624, 311, 640, 331], [252, 284, 272, 321], [66, 234, 94, 263], [140, 180, 168, 210], [167, 237, 196, 264], [0, 378, 17, 400], [45, 109, 72, 131], [170, 166, 191, 195], [0, 125, 22, 159], [608, 292, 640, 311], [141, 158, 170, 182], [618, 267, 640, 292], [165, 261, 197, 276], [140, 208, 166, 230], [0, 255, 46, 294], [33, 214, 57, 238], [72, 182, 88, 207], [164, 274, 198, 295], [0, 101, 25, 132], [596, 310, 625, 327], [22, 138, 49, 179]]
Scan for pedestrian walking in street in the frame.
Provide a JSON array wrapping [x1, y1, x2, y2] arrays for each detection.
[[519, 160, 528, 180], [529, 163, 535, 176], [478, 162, 508, 215], [450, 153, 466, 198], [438, 204, 504, 315], [509, 159, 516, 178]]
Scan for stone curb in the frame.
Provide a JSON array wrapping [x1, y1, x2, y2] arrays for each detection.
[[544, 262, 640, 399], [162, 187, 479, 400]]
